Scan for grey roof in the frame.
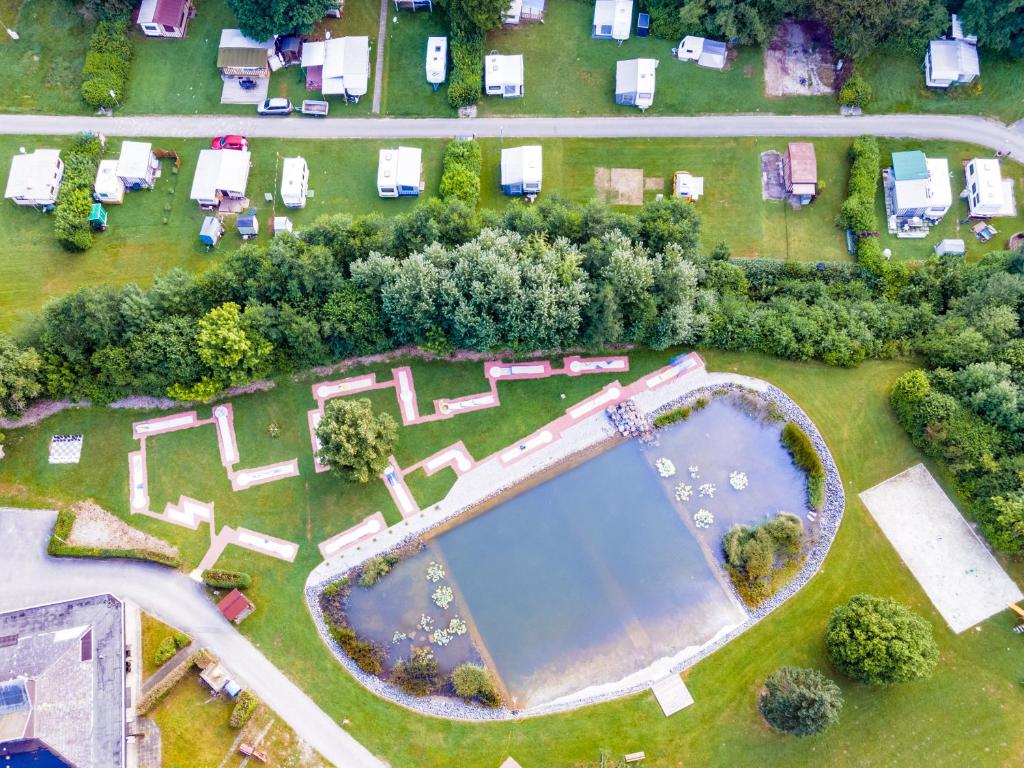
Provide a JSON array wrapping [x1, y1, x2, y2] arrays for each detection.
[[0, 595, 125, 768]]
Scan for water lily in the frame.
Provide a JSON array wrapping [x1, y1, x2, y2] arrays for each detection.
[[699, 483, 717, 498], [729, 471, 748, 490], [392, 631, 408, 645], [694, 509, 714, 528], [655, 457, 676, 477], [688, 465, 700, 479], [426, 561, 445, 582], [432, 585, 454, 609], [674, 482, 693, 501]]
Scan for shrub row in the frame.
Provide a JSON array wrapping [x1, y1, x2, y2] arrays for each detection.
[[136, 650, 209, 715], [653, 396, 709, 428], [839, 136, 884, 275], [53, 134, 103, 252], [81, 21, 133, 110], [48, 508, 181, 567], [781, 422, 826, 510], [201, 569, 252, 589], [319, 581, 388, 675], [438, 139, 482, 208], [229, 690, 259, 728], [447, 29, 484, 109]]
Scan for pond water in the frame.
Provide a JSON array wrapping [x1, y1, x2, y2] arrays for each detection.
[[344, 395, 809, 707]]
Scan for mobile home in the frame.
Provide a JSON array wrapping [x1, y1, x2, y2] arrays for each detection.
[[592, 0, 632, 42], [377, 147, 423, 198], [280, 156, 309, 208], [4, 149, 63, 208], [117, 141, 159, 189], [484, 52, 524, 98], [500, 145, 542, 196], [190, 149, 251, 209], [964, 158, 1017, 218], [615, 58, 657, 110]]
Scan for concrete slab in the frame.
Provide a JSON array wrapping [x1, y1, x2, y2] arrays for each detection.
[[651, 674, 694, 716], [860, 463, 1023, 633]]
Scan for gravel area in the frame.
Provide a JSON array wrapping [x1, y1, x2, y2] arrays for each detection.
[[303, 375, 845, 721], [67, 501, 179, 558]]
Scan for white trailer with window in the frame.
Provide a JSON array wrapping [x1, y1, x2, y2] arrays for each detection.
[[615, 58, 656, 110], [116, 141, 160, 190], [484, 52, 524, 98], [280, 156, 309, 208], [377, 147, 423, 198], [4, 149, 63, 208], [426, 36, 447, 89], [500, 145, 542, 197], [94, 160, 125, 204], [592, 0, 632, 42]]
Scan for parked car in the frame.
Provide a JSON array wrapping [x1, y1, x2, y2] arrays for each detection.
[[210, 135, 249, 151], [257, 98, 293, 116]]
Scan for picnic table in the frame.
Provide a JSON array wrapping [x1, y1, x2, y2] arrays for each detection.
[[239, 743, 268, 762]]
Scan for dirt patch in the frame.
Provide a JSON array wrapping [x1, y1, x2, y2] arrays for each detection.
[[67, 500, 178, 558], [644, 176, 665, 192], [760, 151, 785, 200], [594, 167, 644, 205], [764, 20, 835, 97]]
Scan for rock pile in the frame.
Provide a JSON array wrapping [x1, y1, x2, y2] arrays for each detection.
[[606, 399, 653, 443]]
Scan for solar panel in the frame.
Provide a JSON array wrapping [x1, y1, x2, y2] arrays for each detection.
[[0, 679, 28, 714]]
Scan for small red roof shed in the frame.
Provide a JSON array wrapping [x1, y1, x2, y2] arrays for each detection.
[[217, 589, 254, 624], [784, 142, 818, 196]]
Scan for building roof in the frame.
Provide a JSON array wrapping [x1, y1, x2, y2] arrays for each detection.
[[94, 160, 122, 196], [217, 590, 253, 622], [893, 157, 952, 211], [138, 0, 189, 26], [927, 38, 979, 83], [116, 141, 153, 180], [892, 150, 929, 182], [615, 58, 656, 95], [190, 149, 251, 200], [377, 146, 422, 189], [501, 145, 542, 186], [321, 37, 370, 96], [4, 149, 61, 201], [217, 29, 275, 69], [0, 595, 125, 768], [593, 0, 633, 40], [787, 142, 817, 185], [485, 53, 524, 88]]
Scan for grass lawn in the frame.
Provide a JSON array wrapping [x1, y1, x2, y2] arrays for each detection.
[[403, 465, 457, 508], [872, 139, 1024, 263], [152, 669, 329, 768], [4, 351, 1024, 766], [141, 611, 190, 680]]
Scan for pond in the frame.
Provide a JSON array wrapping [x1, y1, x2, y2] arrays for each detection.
[[344, 394, 810, 707]]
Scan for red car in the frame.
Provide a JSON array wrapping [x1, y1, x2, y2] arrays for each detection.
[[210, 135, 249, 151]]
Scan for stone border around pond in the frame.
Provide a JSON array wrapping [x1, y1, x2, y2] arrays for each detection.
[[303, 376, 845, 722]]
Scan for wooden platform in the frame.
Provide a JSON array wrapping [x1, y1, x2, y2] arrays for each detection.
[[651, 674, 694, 717]]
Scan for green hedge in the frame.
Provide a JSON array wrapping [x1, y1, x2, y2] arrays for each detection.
[[53, 134, 103, 252], [81, 21, 133, 109], [439, 139, 482, 208], [48, 508, 181, 567], [229, 690, 258, 728], [136, 650, 208, 715], [839, 135, 885, 276], [201, 569, 252, 589], [781, 422, 826, 510], [447, 30, 484, 109]]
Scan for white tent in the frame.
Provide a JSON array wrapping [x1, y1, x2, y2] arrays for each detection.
[[117, 141, 159, 189], [500, 145, 542, 196], [190, 149, 251, 207], [94, 159, 125, 204], [484, 53, 524, 98], [592, 0, 632, 42], [377, 147, 423, 197], [4, 149, 63, 207], [615, 58, 657, 110], [675, 35, 727, 69], [280, 156, 309, 208], [322, 36, 370, 99]]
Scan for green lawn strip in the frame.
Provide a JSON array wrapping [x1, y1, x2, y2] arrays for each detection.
[[141, 611, 190, 680], [403, 465, 457, 508], [381, 8, 453, 116]]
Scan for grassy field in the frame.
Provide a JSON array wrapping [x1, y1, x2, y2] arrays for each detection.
[[3, 351, 1024, 766], [151, 668, 329, 768], [141, 611, 189, 680]]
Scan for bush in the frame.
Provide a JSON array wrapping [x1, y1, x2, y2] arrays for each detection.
[[136, 650, 209, 714], [439, 139, 482, 208], [826, 594, 939, 685], [229, 690, 258, 728], [450, 663, 501, 707], [759, 666, 843, 736], [447, 31, 484, 109], [330, 625, 386, 675], [153, 636, 179, 667], [80, 21, 133, 109], [48, 508, 181, 567], [390, 647, 442, 696], [53, 134, 103, 252], [839, 135, 885, 276], [723, 513, 805, 607], [358, 555, 399, 587], [781, 422, 826, 510], [838, 73, 872, 109], [654, 396, 709, 428], [201, 569, 252, 589]]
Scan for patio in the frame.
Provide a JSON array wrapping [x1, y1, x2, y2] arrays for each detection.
[[220, 77, 269, 105]]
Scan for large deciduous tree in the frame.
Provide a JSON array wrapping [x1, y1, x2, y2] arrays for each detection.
[[811, 0, 947, 59], [959, 0, 1024, 59], [0, 335, 42, 419], [316, 397, 398, 483], [825, 594, 939, 684], [227, 0, 339, 41], [759, 666, 843, 736]]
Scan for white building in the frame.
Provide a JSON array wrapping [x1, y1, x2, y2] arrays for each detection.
[[615, 58, 657, 110], [675, 36, 727, 70], [377, 147, 423, 198], [4, 149, 63, 207], [315, 36, 370, 101], [964, 158, 1017, 218], [117, 141, 159, 189], [190, 149, 251, 208], [925, 14, 979, 89], [501, 145, 542, 196], [280, 156, 309, 208], [484, 53, 524, 98], [592, 0, 632, 42], [889, 150, 952, 225], [94, 160, 125, 204]]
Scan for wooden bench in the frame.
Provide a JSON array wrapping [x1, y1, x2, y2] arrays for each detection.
[[239, 743, 268, 763], [624, 752, 646, 764]]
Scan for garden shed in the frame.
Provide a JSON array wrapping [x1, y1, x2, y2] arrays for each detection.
[[136, 0, 194, 38], [592, 0, 632, 42], [280, 156, 309, 208], [217, 29, 275, 78], [484, 53, 524, 98], [217, 589, 255, 624], [320, 36, 370, 101], [925, 14, 979, 89], [501, 145, 542, 196], [783, 142, 817, 202], [94, 159, 125, 204], [4, 149, 63, 207], [505, 0, 545, 25], [190, 149, 251, 209], [615, 58, 657, 110], [377, 147, 423, 198], [675, 35, 726, 70], [116, 141, 159, 189]]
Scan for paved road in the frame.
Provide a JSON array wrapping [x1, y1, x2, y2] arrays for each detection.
[[0, 113, 1022, 157], [0, 508, 384, 768]]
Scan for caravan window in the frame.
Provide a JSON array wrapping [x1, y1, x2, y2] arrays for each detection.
[[599, 24, 612, 34], [381, 187, 395, 195]]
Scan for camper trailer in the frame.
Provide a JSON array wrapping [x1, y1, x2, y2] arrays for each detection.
[[377, 147, 424, 198], [592, 0, 632, 42], [615, 58, 657, 110], [190, 149, 251, 209], [500, 145, 542, 197], [117, 141, 160, 190], [280, 156, 309, 208], [4, 149, 63, 208], [94, 160, 125, 204], [426, 36, 447, 89], [484, 53, 524, 98]]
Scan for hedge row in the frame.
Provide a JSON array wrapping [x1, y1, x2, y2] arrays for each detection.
[[839, 136, 884, 275], [438, 139, 482, 208], [136, 650, 208, 715], [53, 135, 103, 252], [229, 690, 259, 728], [81, 21, 133, 109], [201, 569, 252, 589], [781, 422, 826, 510], [447, 29, 484, 109], [48, 508, 181, 567]]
